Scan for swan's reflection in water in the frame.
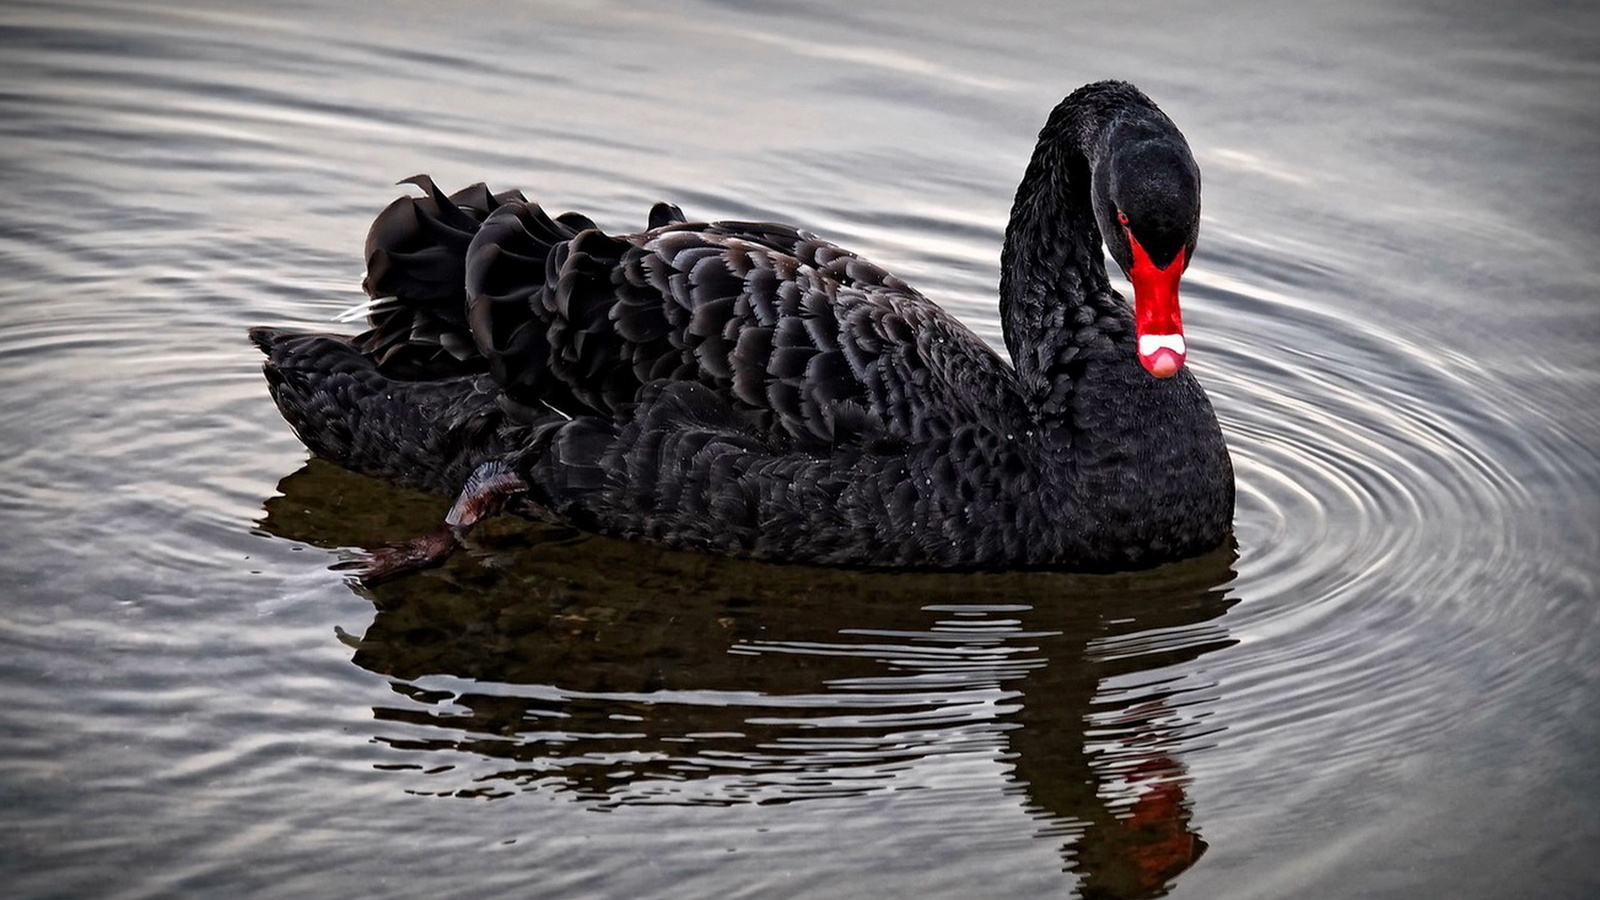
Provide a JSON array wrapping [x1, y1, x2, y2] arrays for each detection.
[[263, 460, 1239, 899]]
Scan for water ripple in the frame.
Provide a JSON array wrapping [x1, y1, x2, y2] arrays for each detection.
[[3, 1, 1598, 897]]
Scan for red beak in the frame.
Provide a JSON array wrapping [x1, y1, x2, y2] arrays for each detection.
[[1125, 230, 1188, 378]]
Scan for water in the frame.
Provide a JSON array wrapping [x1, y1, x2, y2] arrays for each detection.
[[2, 0, 1596, 897]]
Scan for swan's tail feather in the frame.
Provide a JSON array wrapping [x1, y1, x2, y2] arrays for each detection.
[[250, 326, 513, 494]]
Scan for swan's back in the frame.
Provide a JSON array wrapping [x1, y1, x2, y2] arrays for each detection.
[[362, 177, 1027, 453]]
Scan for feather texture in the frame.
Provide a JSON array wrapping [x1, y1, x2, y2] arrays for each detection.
[[253, 81, 1236, 571]]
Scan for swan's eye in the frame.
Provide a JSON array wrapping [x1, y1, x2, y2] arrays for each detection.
[[1117, 210, 1130, 227]]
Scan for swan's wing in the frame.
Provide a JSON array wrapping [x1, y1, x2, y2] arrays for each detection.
[[464, 202, 1021, 449], [352, 177, 542, 378]]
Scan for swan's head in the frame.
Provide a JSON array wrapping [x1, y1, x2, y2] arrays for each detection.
[[1093, 128, 1201, 378]]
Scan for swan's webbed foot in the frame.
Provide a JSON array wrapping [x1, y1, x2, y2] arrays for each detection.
[[343, 459, 530, 586], [349, 527, 462, 585]]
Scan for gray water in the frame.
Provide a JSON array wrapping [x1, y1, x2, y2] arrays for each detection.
[[2, 1, 1597, 898]]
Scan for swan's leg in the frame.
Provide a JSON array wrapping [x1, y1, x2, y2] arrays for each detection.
[[355, 460, 529, 585]]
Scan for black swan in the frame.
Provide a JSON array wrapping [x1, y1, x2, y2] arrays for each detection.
[[251, 80, 1234, 581]]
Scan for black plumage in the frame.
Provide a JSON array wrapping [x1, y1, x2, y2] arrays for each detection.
[[252, 81, 1234, 574]]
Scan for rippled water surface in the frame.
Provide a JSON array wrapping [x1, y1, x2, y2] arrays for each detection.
[[3, 1, 1597, 897]]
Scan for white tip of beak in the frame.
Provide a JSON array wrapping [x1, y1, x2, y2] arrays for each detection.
[[1137, 333, 1187, 378], [1138, 334, 1187, 357]]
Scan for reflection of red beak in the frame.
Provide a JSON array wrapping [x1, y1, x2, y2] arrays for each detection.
[[1125, 232, 1188, 378], [1125, 760, 1207, 891]]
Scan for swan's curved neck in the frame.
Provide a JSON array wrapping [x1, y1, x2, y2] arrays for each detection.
[[999, 83, 1154, 418]]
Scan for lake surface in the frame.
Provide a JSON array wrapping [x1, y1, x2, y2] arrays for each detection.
[[2, 1, 1597, 897]]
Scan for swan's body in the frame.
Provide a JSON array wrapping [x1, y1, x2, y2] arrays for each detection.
[[253, 81, 1234, 576]]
